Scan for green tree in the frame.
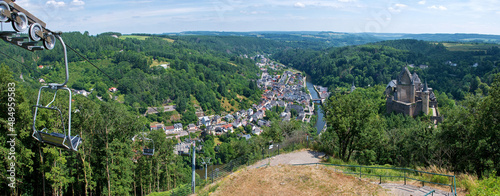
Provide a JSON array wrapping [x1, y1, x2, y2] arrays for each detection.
[[323, 89, 380, 161]]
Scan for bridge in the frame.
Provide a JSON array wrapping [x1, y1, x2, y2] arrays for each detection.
[[311, 98, 325, 104]]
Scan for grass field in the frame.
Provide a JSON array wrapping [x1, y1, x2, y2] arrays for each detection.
[[441, 42, 499, 52], [228, 62, 238, 67], [119, 35, 175, 43], [221, 97, 238, 112], [150, 59, 170, 68]]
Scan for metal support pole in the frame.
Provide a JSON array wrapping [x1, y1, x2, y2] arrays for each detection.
[[404, 169, 406, 185], [205, 163, 207, 180], [359, 166, 362, 180], [453, 176, 456, 196]]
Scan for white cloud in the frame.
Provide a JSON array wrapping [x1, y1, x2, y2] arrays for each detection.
[[337, 0, 356, 2], [428, 5, 447, 10], [418, 1, 426, 5], [394, 3, 407, 8], [240, 10, 267, 15], [46, 0, 65, 8], [71, 0, 85, 6], [388, 3, 407, 13], [294, 2, 305, 8]]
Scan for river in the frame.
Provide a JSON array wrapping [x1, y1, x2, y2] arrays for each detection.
[[305, 76, 326, 135]]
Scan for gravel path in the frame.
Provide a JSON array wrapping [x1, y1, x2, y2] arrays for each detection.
[[247, 149, 325, 169]]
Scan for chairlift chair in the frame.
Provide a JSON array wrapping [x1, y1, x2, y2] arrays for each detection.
[[139, 127, 155, 156], [142, 138, 155, 156], [32, 34, 82, 151]]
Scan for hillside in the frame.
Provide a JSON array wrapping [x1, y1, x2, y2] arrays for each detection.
[[273, 39, 500, 100], [207, 165, 388, 196]]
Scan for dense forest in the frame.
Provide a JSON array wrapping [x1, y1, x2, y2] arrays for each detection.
[[273, 39, 499, 100]]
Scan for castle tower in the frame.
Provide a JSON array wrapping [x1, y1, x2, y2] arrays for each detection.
[[410, 80, 415, 103], [422, 80, 430, 115]]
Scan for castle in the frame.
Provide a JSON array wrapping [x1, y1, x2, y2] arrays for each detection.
[[385, 67, 439, 118]]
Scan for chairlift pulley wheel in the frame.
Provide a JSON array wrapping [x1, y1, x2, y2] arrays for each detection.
[[11, 12, 28, 32], [29, 23, 43, 41], [0, 1, 10, 22], [43, 33, 56, 50]]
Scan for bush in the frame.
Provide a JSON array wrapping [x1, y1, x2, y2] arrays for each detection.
[[457, 173, 478, 192], [470, 173, 500, 195], [431, 175, 449, 185], [148, 183, 191, 196]]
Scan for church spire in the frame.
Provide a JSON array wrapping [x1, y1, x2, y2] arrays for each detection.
[[423, 80, 429, 92]]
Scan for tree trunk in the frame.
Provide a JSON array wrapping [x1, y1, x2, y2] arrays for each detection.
[[149, 160, 152, 194], [39, 146, 46, 196], [157, 162, 160, 192], [106, 128, 111, 196]]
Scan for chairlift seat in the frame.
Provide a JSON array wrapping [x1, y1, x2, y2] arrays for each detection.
[[33, 128, 82, 151], [143, 148, 154, 156]]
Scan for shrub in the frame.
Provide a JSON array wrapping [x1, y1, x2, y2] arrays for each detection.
[[470, 172, 500, 195], [431, 175, 449, 185]]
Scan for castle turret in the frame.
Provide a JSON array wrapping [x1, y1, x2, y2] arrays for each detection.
[[422, 80, 430, 115]]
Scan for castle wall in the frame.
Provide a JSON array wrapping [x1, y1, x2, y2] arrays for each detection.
[[386, 100, 423, 117]]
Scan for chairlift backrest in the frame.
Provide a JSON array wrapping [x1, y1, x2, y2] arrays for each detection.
[[141, 133, 155, 156]]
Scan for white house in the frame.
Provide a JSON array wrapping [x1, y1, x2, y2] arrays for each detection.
[[252, 127, 263, 135], [164, 125, 175, 133], [247, 109, 254, 116], [200, 116, 211, 127], [174, 123, 183, 132], [187, 124, 197, 131]]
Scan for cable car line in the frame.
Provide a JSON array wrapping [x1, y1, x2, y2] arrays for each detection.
[[64, 43, 118, 84], [0, 48, 57, 83]]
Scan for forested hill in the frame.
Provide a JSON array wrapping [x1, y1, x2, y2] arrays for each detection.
[[0, 31, 282, 195], [273, 39, 500, 100], [0, 32, 271, 121], [169, 31, 382, 49]]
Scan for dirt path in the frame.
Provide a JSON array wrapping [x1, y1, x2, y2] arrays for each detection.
[[247, 149, 325, 169]]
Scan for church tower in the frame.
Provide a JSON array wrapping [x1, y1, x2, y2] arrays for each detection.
[[422, 80, 430, 115]]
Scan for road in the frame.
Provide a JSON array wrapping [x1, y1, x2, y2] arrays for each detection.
[[248, 149, 325, 169]]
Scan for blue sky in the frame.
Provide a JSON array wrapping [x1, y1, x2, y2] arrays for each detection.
[[7, 0, 500, 35]]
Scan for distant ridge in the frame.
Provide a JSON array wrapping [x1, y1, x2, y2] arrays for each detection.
[[158, 31, 500, 44]]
